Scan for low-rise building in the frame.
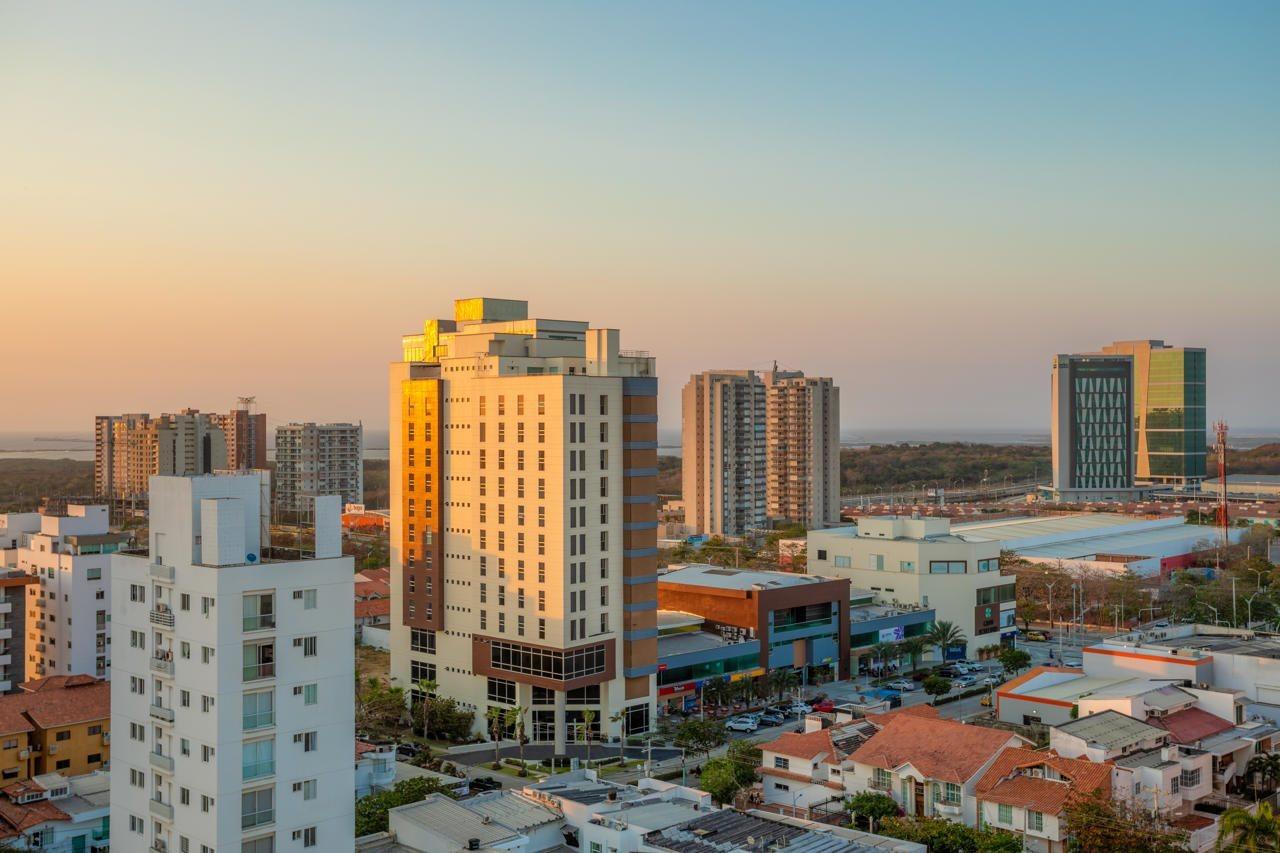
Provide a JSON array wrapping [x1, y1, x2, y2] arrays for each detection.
[[809, 517, 1016, 660], [0, 770, 110, 850], [974, 747, 1112, 853], [355, 740, 397, 798], [0, 676, 110, 783], [845, 714, 1028, 826], [643, 807, 925, 853]]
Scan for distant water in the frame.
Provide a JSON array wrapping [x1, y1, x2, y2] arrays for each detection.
[[0, 431, 94, 461]]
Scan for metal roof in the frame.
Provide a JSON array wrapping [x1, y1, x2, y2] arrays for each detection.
[[1055, 710, 1167, 750], [388, 792, 560, 846], [660, 563, 840, 591]]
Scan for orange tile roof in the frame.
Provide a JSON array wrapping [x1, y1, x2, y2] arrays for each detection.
[[355, 598, 391, 619], [850, 715, 1025, 784], [1150, 707, 1233, 745], [18, 675, 98, 693], [759, 729, 838, 764], [0, 679, 110, 730], [358, 568, 391, 583], [975, 747, 1112, 816], [0, 797, 69, 838], [862, 704, 940, 726], [355, 579, 391, 599]]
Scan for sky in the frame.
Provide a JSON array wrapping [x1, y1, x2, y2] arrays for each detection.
[[2, 2, 1278, 435]]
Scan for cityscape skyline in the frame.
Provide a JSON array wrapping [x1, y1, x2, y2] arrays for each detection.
[[3, 3, 1278, 432]]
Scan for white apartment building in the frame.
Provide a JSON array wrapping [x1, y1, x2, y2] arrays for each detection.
[[274, 422, 364, 513], [681, 368, 839, 537], [9, 505, 117, 681], [808, 516, 1017, 660], [110, 474, 354, 853], [390, 298, 659, 755]]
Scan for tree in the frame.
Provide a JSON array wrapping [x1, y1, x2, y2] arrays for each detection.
[[356, 676, 406, 735], [1247, 753, 1280, 796], [725, 739, 762, 787], [927, 621, 967, 661], [996, 647, 1031, 676], [876, 816, 1021, 852], [507, 705, 528, 776], [485, 707, 505, 769], [579, 709, 597, 764], [1064, 792, 1189, 852], [922, 675, 952, 705], [699, 757, 744, 806], [674, 718, 727, 757], [899, 637, 928, 673], [771, 668, 800, 700], [355, 776, 453, 836], [870, 642, 896, 675], [844, 791, 899, 833], [1218, 801, 1280, 851]]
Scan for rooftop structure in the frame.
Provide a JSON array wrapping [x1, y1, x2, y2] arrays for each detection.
[[1050, 709, 1169, 758], [644, 807, 923, 853]]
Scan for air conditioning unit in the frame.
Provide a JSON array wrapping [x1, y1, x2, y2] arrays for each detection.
[[48, 744, 58, 755], [18, 749, 29, 759]]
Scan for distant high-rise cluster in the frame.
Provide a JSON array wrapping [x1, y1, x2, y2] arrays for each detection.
[[93, 403, 267, 502], [274, 422, 364, 513], [682, 368, 839, 536]]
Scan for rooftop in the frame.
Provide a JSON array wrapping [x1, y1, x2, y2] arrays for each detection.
[[0, 677, 109, 734], [658, 631, 751, 658], [385, 791, 560, 848], [644, 808, 917, 853], [1054, 710, 1167, 750], [850, 715, 1022, 784], [660, 564, 843, 592], [975, 747, 1112, 816]]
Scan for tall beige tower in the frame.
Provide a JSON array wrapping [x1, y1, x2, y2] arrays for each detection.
[[389, 298, 658, 755]]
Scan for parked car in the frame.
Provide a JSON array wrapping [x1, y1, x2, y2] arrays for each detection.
[[1025, 630, 1049, 642], [786, 701, 812, 717], [886, 679, 917, 692], [726, 716, 759, 733], [809, 699, 835, 713], [758, 711, 785, 726], [954, 675, 979, 689], [469, 776, 501, 793], [395, 743, 423, 760]]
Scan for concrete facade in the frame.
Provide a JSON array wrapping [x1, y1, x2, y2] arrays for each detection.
[[274, 422, 364, 513]]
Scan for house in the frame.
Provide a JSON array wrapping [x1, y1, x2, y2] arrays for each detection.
[[974, 747, 1111, 853], [845, 715, 1029, 826], [356, 790, 564, 852], [757, 727, 856, 813], [0, 770, 110, 850], [355, 740, 397, 798], [0, 676, 110, 783], [1049, 710, 1169, 764]]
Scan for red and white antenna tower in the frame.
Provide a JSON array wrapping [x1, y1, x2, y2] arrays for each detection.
[[1214, 420, 1229, 547]]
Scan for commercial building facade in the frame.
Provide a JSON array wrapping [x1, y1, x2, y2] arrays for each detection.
[[1048, 354, 1141, 502], [808, 516, 1016, 660], [390, 298, 658, 753], [274, 422, 364, 513], [110, 474, 354, 853], [681, 369, 839, 537], [1099, 340, 1206, 486]]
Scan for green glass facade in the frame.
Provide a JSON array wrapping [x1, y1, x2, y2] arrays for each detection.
[[1138, 347, 1206, 482]]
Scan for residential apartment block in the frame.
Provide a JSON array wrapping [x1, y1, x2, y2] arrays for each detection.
[[808, 516, 1017, 660], [110, 474, 354, 853], [0, 563, 39, 694], [1099, 340, 1207, 486], [94, 404, 268, 504], [7, 505, 117, 681], [274, 422, 364, 513], [390, 298, 658, 753], [682, 368, 839, 536]]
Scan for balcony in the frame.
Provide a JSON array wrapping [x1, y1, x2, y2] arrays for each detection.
[[35, 599, 47, 610], [242, 759, 275, 781], [243, 710, 275, 732], [0, 601, 11, 615], [242, 662, 275, 682], [149, 606, 175, 629], [149, 798, 174, 820], [35, 620, 46, 631], [151, 841, 167, 853], [150, 655, 175, 676], [149, 751, 174, 772], [149, 704, 175, 723], [35, 643, 45, 652], [150, 562, 174, 581], [0, 629, 11, 642], [934, 801, 963, 817]]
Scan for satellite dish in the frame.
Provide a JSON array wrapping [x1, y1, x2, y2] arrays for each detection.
[[246, 553, 258, 563]]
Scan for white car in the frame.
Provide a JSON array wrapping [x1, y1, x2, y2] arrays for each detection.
[[726, 717, 759, 733], [786, 702, 812, 717], [886, 679, 917, 691]]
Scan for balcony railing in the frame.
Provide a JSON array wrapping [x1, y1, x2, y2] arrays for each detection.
[[243, 710, 275, 732], [150, 562, 174, 581], [149, 704, 175, 723], [149, 798, 174, 820], [149, 751, 174, 772], [149, 607, 175, 628], [242, 613, 276, 632], [241, 807, 274, 830], [150, 655, 175, 676], [242, 662, 275, 682], [774, 617, 831, 634], [242, 759, 275, 781]]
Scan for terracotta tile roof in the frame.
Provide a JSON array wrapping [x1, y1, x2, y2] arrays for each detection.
[[850, 715, 1025, 784], [1170, 813, 1214, 831], [355, 579, 391, 600], [0, 797, 69, 837], [975, 747, 1112, 815], [18, 675, 98, 693], [0, 679, 110, 730], [863, 704, 940, 726], [0, 704, 33, 737], [356, 740, 393, 761], [356, 568, 391, 583], [759, 729, 838, 764], [355, 598, 391, 619], [1149, 707, 1234, 745]]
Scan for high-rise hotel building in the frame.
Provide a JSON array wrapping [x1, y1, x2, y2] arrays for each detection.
[[1099, 340, 1207, 486], [682, 368, 839, 537], [389, 298, 658, 753]]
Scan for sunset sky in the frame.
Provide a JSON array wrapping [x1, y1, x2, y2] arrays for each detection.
[[3, 2, 1278, 434]]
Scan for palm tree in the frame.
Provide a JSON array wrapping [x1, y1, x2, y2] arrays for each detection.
[[413, 679, 438, 736], [485, 707, 505, 769], [579, 710, 597, 764], [899, 637, 928, 674], [869, 642, 895, 676], [1218, 801, 1280, 851], [1247, 753, 1280, 796], [927, 621, 967, 661], [506, 705, 528, 775], [771, 668, 800, 701]]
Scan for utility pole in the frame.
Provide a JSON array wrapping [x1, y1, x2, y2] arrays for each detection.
[[1232, 576, 1238, 628]]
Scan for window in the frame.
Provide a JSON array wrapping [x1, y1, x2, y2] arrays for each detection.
[[202, 744, 215, 761], [293, 779, 317, 800], [129, 584, 145, 603], [243, 838, 274, 853], [294, 827, 318, 847], [294, 636, 318, 657], [934, 781, 962, 805], [872, 767, 892, 790], [243, 690, 275, 731], [242, 738, 275, 781], [410, 628, 436, 654], [202, 646, 214, 664], [978, 558, 999, 573], [242, 641, 275, 682], [294, 588, 318, 609], [774, 756, 790, 770], [899, 560, 915, 573], [816, 550, 827, 561], [1180, 768, 1201, 788], [294, 731, 318, 752], [1027, 810, 1044, 832], [833, 555, 851, 568], [295, 683, 319, 705], [487, 677, 516, 704], [997, 803, 1012, 825], [930, 561, 967, 574], [241, 787, 274, 829], [202, 694, 215, 712]]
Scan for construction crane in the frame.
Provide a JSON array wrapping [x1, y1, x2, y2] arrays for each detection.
[[1214, 420, 1229, 549]]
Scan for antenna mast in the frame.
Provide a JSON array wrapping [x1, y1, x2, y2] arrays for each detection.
[[1214, 420, 1229, 548]]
